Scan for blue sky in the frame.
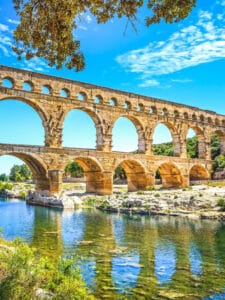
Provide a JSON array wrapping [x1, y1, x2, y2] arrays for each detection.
[[0, 0, 225, 174]]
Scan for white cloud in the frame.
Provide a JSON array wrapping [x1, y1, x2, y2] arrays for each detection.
[[78, 25, 87, 31], [85, 15, 92, 23], [139, 79, 160, 87], [116, 3, 225, 85], [171, 78, 192, 83], [0, 23, 9, 32], [7, 18, 19, 25]]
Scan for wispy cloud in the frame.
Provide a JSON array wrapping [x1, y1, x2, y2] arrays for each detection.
[[0, 23, 9, 31], [116, 3, 225, 87], [139, 79, 160, 87], [171, 78, 192, 83], [0, 20, 49, 72], [7, 18, 19, 25]]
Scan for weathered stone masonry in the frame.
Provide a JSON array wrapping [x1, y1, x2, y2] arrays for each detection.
[[0, 65, 225, 195]]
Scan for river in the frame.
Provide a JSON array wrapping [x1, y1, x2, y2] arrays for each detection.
[[1, 197, 225, 299]]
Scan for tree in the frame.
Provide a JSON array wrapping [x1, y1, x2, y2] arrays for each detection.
[[0, 174, 8, 182], [12, 0, 196, 71], [9, 164, 32, 182], [64, 161, 84, 178], [114, 165, 126, 180]]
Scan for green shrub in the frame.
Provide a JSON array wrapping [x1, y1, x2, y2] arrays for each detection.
[[174, 195, 178, 199], [146, 185, 155, 191], [0, 239, 93, 299], [217, 199, 225, 211], [154, 193, 160, 198], [19, 190, 27, 199], [0, 181, 13, 192], [136, 191, 144, 195]]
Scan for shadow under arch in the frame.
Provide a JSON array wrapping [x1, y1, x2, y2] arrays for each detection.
[[189, 164, 209, 182], [65, 156, 106, 194], [112, 115, 145, 153], [115, 159, 151, 191], [152, 122, 181, 157], [0, 152, 50, 191], [62, 107, 104, 150], [156, 162, 183, 188]]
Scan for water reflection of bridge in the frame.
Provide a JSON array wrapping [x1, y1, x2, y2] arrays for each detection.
[[30, 208, 225, 299]]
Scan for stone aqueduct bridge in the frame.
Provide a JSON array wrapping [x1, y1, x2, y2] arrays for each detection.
[[1, 65, 225, 195]]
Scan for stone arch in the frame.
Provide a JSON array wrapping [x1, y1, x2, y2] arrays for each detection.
[[77, 91, 88, 101], [115, 159, 151, 191], [0, 97, 47, 145], [162, 107, 169, 116], [124, 100, 132, 110], [199, 114, 204, 123], [156, 162, 183, 188], [215, 118, 220, 126], [183, 112, 189, 120], [2, 77, 14, 88], [23, 81, 34, 92], [211, 129, 225, 158], [94, 94, 103, 104], [137, 103, 144, 112], [0, 152, 50, 191], [189, 164, 209, 182], [109, 97, 118, 106], [152, 122, 181, 157], [149, 106, 157, 114], [208, 117, 212, 124], [60, 88, 70, 98], [186, 126, 205, 159], [174, 110, 179, 118], [65, 156, 107, 194], [0, 96, 48, 123], [62, 107, 103, 150], [41, 84, 52, 95], [112, 115, 145, 153]]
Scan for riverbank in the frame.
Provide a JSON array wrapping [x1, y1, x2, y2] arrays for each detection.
[[25, 182, 225, 221], [2, 181, 225, 220]]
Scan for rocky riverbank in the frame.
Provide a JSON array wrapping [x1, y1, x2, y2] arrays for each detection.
[[25, 183, 225, 221]]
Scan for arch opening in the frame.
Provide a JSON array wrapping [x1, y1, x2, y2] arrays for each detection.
[[189, 164, 209, 183], [94, 95, 103, 104], [77, 92, 87, 101], [2, 78, 14, 88], [62, 109, 98, 149], [112, 117, 144, 153], [109, 98, 117, 106], [152, 124, 174, 156], [124, 101, 131, 110], [63, 157, 107, 195], [114, 160, 151, 192], [156, 162, 183, 188], [186, 128, 198, 158], [211, 131, 225, 160], [186, 127, 206, 159], [41, 85, 52, 95], [0, 153, 49, 192], [23, 81, 33, 92], [60, 88, 69, 98], [0, 99, 45, 145]]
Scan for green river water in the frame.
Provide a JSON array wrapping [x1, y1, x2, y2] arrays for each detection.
[[1, 198, 225, 299]]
